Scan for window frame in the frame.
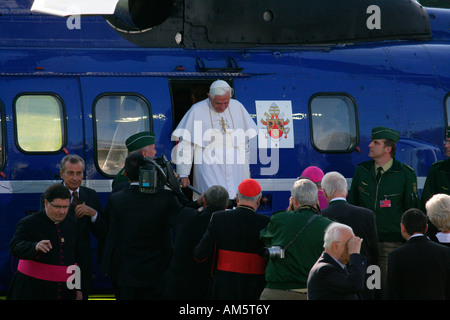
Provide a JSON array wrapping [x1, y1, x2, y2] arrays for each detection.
[[92, 92, 153, 178], [445, 93, 450, 132], [308, 92, 360, 154], [13, 92, 67, 155], [0, 99, 5, 171]]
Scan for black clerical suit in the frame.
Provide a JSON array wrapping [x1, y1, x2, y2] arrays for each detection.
[[386, 235, 450, 300], [40, 185, 106, 296], [307, 251, 367, 300], [194, 205, 270, 300], [8, 210, 91, 300], [101, 184, 181, 299]]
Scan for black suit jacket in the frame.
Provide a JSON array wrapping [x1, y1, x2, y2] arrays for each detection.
[[386, 235, 450, 299], [307, 251, 367, 300], [100, 185, 181, 294], [163, 204, 217, 300], [322, 199, 379, 266]]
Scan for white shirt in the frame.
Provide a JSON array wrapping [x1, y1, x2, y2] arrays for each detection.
[[436, 232, 450, 244]]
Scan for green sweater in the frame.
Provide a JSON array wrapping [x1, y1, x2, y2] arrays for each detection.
[[260, 208, 332, 290]]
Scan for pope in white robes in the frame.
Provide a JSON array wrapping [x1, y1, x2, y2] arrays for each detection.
[[171, 80, 258, 198]]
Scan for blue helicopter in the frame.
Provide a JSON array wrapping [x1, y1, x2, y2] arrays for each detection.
[[0, 0, 448, 294]]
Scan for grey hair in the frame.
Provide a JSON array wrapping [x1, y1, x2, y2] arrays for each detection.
[[60, 154, 85, 172], [237, 190, 262, 203], [321, 171, 348, 198], [209, 82, 234, 99], [290, 178, 318, 207], [204, 185, 230, 210], [426, 193, 450, 232], [323, 222, 354, 249]]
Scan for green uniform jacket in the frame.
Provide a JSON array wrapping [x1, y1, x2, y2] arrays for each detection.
[[421, 158, 450, 209], [260, 208, 332, 290], [348, 158, 419, 242], [112, 167, 127, 188]]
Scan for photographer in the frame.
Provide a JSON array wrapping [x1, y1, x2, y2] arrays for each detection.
[[100, 152, 182, 300], [259, 179, 333, 300], [194, 179, 270, 299]]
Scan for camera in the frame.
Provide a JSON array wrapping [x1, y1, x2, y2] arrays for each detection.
[[228, 198, 237, 209], [139, 157, 166, 194], [138, 154, 189, 204], [139, 164, 161, 193], [261, 246, 285, 259]]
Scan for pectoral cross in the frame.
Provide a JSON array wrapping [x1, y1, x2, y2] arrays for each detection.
[[220, 117, 227, 132]]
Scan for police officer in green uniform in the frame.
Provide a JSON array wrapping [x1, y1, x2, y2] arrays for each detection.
[[111, 131, 156, 192], [422, 129, 450, 207], [348, 127, 419, 296], [421, 129, 450, 238]]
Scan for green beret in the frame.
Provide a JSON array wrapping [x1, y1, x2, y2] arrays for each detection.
[[125, 131, 155, 152], [371, 127, 400, 143]]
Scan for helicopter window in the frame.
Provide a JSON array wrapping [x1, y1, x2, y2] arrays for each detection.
[[309, 94, 358, 153], [14, 94, 65, 153], [94, 94, 152, 177]]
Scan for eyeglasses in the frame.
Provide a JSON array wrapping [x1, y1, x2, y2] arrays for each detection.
[[49, 202, 70, 210]]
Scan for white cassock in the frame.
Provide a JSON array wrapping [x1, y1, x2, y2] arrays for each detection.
[[171, 98, 258, 198]]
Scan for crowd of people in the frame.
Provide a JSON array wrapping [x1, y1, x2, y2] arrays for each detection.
[[6, 80, 450, 300]]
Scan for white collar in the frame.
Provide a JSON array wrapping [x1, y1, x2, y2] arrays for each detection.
[[63, 183, 79, 195], [330, 197, 347, 202], [408, 233, 425, 240], [436, 232, 450, 243], [326, 252, 346, 270]]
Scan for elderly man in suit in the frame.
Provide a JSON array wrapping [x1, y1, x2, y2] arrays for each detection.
[[386, 208, 450, 300], [58, 154, 106, 236], [307, 222, 366, 300], [321, 172, 379, 299], [321, 172, 379, 270]]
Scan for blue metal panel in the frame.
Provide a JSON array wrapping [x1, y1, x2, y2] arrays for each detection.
[[0, 2, 448, 294]]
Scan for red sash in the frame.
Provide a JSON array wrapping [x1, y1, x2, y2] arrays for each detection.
[[216, 249, 267, 275], [18, 259, 74, 282]]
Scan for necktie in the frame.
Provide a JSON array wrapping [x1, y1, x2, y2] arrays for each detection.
[[72, 191, 80, 207], [376, 167, 383, 183]]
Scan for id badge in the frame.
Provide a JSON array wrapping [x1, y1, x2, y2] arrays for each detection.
[[380, 199, 391, 208]]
